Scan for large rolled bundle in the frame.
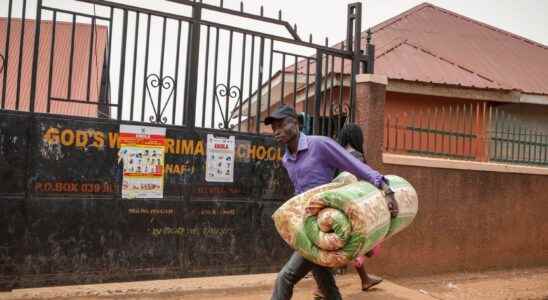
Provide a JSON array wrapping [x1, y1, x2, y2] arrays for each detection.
[[272, 173, 418, 268]]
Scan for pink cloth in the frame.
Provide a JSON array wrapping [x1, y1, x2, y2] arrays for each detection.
[[353, 255, 366, 268], [367, 244, 382, 257], [353, 244, 382, 268]]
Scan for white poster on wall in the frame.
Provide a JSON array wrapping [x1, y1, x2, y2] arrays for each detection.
[[119, 125, 166, 199], [205, 134, 235, 183]]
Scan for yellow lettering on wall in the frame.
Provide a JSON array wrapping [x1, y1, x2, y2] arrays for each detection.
[[180, 139, 194, 155], [92, 131, 105, 148], [277, 148, 283, 160], [256, 146, 266, 160], [249, 145, 256, 160], [43, 127, 60, 144], [108, 132, 120, 148], [60, 129, 75, 146], [194, 140, 204, 156], [165, 163, 190, 175], [175, 139, 181, 155], [75, 130, 88, 148], [40, 126, 282, 161], [166, 138, 175, 154], [267, 147, 277, 161]]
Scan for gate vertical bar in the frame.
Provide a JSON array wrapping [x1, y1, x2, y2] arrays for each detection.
[[46, 11, 57, 113], [16, 0, 28, 110], [172, 20, 182, 125], [201, 26, 210, 128], [255, 37, 265, 133], [29, 0, 42, 112], [238, 33, 246, 131], [347, 2, 362, 123], [366, 30, 375, 74], [116, 9, 128, 120], [129, 12, 140, 121], [183, 5, 202, 128], [211, 28, 219, 128], [140, 13, 151, 122], [313, 50, 323, 134], [246, 35, 254, 131], [1, 0, 13, 109], [67, 14, 76, 102], [85, 17, 96, 102], [225, 30, 233, 128], [156, 17, 167, 122]]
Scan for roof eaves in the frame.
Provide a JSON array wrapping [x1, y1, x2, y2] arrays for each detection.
[[390, 78, 518, 95]]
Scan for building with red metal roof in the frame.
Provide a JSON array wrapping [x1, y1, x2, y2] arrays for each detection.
[[0, 18, 108, 117], [237, 2, 548, 141]]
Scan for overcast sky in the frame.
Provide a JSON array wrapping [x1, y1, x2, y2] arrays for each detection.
[[237, 0, 548, 46]]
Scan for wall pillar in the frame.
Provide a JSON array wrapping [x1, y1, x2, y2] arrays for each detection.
[[355, 74, 388, 171]]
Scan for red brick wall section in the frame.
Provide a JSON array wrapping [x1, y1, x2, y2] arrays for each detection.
[[355, 79, 548, 277], [355, 81, 385, 170]]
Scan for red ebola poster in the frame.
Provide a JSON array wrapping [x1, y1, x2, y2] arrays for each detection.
[[119, 125, 166, 199]]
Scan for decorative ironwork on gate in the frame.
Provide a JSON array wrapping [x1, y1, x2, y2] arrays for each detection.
[[145, 74, 176, 124]]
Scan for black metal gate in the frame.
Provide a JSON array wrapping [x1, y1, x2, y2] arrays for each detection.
[[0, 0, 374, 289], [1, 0, 373, 135]]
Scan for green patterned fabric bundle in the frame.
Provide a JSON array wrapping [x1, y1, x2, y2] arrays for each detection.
[[272, 172, 418, 268]]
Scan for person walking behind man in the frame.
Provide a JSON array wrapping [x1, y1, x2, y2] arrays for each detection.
[[266, 105, 398, 300], [312, 123, 385, 300], [338, 123, 384, 291]]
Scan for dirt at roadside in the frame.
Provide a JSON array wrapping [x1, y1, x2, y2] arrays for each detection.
[[2, 267, 548, 300], [395, 267, 548, 300]]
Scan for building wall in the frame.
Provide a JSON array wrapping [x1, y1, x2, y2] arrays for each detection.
[[384, 91, 492, 161], [355, 76, 548, 277], [0, 19, 108, 117], [367, 164, 548, 277]]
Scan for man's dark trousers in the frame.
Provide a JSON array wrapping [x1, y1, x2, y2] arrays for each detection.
[[271, 251, 342, 300]]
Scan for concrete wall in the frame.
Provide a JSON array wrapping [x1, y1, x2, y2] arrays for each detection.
[[355, 74, 548, 277]]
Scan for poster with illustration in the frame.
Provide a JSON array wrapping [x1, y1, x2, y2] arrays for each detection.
[[119, 125, 166, 199], [206, 134, 235, 183]]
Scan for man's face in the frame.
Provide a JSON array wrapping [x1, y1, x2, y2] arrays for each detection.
[[271, 117, 298, 145]]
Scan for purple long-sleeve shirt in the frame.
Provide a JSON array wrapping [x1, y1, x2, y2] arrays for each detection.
[[282, 133, 385, 194]]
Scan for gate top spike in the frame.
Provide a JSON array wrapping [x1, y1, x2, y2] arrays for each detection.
[[260, 6, 264, 16], [278, 10, 282, 21], [240, 1, 243, 12], [309, 34, 313, 43], [220, 0, 223, 8], [366, 29, 372, 45], [293, 24, 297, 33], [325, 37, 329, 46]]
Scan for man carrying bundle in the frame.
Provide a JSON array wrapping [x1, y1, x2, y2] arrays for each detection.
[[265, 105, 398, 300]]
